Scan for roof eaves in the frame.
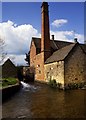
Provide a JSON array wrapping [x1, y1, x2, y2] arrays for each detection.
[[45, 60, 64, 64]]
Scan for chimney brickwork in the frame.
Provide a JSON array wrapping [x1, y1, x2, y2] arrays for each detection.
[[41, 2, 51, 61]]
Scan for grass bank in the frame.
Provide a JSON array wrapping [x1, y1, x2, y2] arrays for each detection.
[[0, 78, 19, 89]]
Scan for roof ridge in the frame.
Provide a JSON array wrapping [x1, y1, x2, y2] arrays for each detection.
[[53, 43, 76, 54], [32, 37, 41, 39], [2, 59, 15, 66], [50, 39, 74, 44], [32, 37, 75, 43]]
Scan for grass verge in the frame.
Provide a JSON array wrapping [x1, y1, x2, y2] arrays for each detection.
[[0, 78, 18, 88]]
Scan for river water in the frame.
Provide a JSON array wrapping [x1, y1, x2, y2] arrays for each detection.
[[2, 82, 86, 118]]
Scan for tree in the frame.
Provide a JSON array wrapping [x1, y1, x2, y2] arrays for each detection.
[[25, 51, 30, 65], [0, 37, 7, 79]]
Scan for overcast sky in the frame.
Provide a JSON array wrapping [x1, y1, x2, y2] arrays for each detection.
[[0, 2, 84, 66]]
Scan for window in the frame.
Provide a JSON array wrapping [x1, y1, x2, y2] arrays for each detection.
[[39, 70, 41, 74], [75, 78, 78, 80], [51, 67, 53, 70], [37, 64, 40, 67], [38, 65, 40, 67], [36, 48, 41, 54], [47, 72, 49, 78], [50, 67, 53, 70]]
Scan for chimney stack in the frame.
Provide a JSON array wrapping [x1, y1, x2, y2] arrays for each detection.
[[41, 2, 51, 61]]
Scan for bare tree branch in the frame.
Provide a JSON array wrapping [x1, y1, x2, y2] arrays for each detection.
[[0, 37, 7, 64]]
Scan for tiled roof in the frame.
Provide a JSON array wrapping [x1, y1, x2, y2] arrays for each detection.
[[32, 37, 73, 50], [32, 37, 41, 48], [2, 59, 15, 66], [31, 37, 86, 64], [80, 44, 86, 54], [45, 43, 76, 64]]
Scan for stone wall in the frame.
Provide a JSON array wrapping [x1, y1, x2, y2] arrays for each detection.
[[2, 84, 20, 102], [84, 53, 86, 82], [35, 52, 45, 81], [64, 44, 86, 84], [44, 61, 64, 86], [30, 42, 45, 81]]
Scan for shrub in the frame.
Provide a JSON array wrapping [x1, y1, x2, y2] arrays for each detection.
[[48, 79, 62, 89], [64, 82, 85, 90], [48, 79, 57, 88], [78, 82, 84, 88], [57, 83, 62, 89], [66, 83, 79, 89]]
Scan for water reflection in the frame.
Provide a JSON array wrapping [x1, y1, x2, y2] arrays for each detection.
[[2, 82, 86, 118]]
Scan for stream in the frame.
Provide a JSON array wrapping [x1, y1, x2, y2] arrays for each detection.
[[2, 81, 86, 118]]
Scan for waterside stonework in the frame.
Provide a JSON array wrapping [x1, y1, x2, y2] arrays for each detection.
[[44, 61, 64, 86]]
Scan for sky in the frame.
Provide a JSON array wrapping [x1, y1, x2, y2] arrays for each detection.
[[0, 2, 84, 66]]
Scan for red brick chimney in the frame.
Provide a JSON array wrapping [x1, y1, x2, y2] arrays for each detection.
[[41, 2, 51, 61]]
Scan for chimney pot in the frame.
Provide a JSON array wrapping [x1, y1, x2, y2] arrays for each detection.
[[52, 35, 54, 41], [74, 38, 77, 43]]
